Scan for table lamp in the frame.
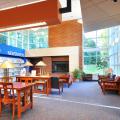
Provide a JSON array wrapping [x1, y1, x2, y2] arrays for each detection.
[[24, 61, 33, 76], [35, 61, 47, 75], [0, 60, 15, 77]]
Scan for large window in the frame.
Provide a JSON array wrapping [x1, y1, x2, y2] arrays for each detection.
[[0, 33, 8, 44], [109, 26, 120, 75], [0, 27, 48, 50], [84, 29, 109, 74], [84, 25, 120, 75]]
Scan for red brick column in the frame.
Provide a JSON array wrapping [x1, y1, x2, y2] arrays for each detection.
[[43, 57, 52, 74]]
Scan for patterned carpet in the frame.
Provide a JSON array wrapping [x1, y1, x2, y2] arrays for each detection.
[[1, 81, 120, 120]]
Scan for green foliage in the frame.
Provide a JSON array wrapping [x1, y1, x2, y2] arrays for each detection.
[[84, 30, 109, 68], [84, 38, 96, 48], [72, 69, 85, 79], [97, 58, 108, 70]]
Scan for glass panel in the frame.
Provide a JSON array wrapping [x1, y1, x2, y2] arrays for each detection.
[[83, 65, 103, 74], [9, 32, 17, 47], [84, 56, 96, 65], [84, 38, 96, 48], [0, 27, 48, 49], [97, 29, 108, 38], [83, 27, 110, 74], [23, 30, 28, 43], [117, 66, 120, 75], [29, 30, 36, 44], [23, 43, 28, 49], [84, 31, 96, 39], [29, 44, 36, 49], [16, 31, 22, 48], [109, 47, 114, 56], [84, 51, 96, 57], [96, 37, 108, 48], [0, 34, 7, 44]]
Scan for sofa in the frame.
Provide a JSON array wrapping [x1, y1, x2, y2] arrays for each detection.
[[82, 74, 93, 81]]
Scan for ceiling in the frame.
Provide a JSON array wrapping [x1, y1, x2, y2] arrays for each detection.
[[1, 0, 120, 33], [0, 0, 62, 31], [60, 0, 82, 21], [0, 0, 82, 21], [80, 0, 120, 32]]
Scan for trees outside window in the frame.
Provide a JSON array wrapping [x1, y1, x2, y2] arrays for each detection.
[[84, 29, 109, 74]]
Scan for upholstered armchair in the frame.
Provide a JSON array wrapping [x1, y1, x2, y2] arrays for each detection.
[[98, 76, 120, 94]]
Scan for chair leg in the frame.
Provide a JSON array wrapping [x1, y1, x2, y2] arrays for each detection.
[[102, 89, 106, 94], [0, 102, 2, 115], [59, 88, 60, 95], [62, 83, 63, 92], [68, 83, 70, 88], [118, 90, 120, 95], [12, 103, 15, 120], [43, 84, 46, 94], [101, 87, 105, 94], [45, 84, 47, 94]]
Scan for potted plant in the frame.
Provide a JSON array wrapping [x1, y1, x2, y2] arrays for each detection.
[[72, 68, 84, 81]]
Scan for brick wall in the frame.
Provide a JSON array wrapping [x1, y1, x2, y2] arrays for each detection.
[[52, 56, 69, 61], [43, 57, 52, 74], [43, 56, 69, 74], [49, 19, 83, 69]]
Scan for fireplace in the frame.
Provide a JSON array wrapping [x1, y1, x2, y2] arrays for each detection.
[[52, 61, 69, 73]]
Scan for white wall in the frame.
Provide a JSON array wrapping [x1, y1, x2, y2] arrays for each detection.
[[25, 46, 80, 72]]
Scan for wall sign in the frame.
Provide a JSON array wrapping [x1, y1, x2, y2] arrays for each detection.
[[0, 44, 25, 57]]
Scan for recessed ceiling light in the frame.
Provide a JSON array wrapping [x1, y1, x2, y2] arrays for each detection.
[[77, 19, 83, 23], [0, 0, 46, 11], [0, 22, 47, 32]]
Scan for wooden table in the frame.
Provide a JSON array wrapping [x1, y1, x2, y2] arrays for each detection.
[[0, 82, 34, 119], [16, 75, 51, 95]]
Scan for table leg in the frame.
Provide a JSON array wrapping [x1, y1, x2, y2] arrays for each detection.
[[47, 78, 51, 95], [30, 86, 33, 109], [17, 91, 21, 119], [46, 80, 49, 96], [48, 78, 51, 93]]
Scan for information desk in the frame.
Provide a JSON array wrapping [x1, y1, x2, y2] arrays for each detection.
[[0, 82, 34, 119], [16, 76, 51, 95]]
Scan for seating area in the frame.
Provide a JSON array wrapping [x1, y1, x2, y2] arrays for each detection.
[[0, 80, 34, 119], [0, 73, 74, 119], [98, 75, 120, 94], [0, 81, 120, 120], [0, 0, 120, 119], [0, 72, 120, 120]]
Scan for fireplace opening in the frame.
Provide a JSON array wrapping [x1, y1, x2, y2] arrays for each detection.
[[52, 61, 69, 73]]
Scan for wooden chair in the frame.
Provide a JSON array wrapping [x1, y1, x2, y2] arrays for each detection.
[[59, 74, 72, 88], [18, 77, 33, 104], [0, 82, 17, 120], [98, 76, 120, 94], [51, 77, 63, 95], [98, 75, 109, 91], [19, 77, 33, 84], [34, 80, 47, 94]]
